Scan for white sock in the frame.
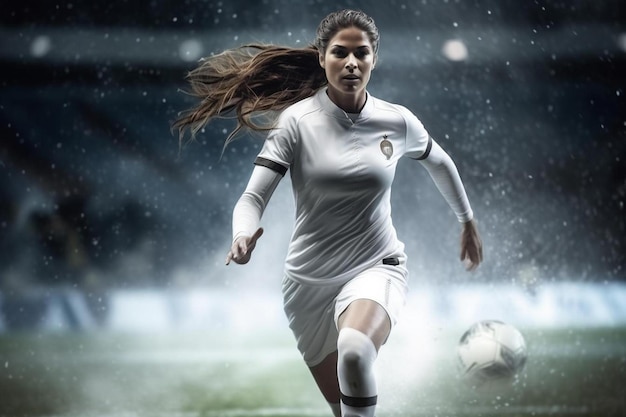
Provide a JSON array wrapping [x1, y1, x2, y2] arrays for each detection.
[[337, 328, 378, 417], [328, 402, 341, 417]]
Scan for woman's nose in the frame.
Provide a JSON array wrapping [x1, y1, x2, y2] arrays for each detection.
[[346, 56, 357, 69]]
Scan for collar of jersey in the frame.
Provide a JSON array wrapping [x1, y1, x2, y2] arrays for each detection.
[[316, 87, 374, 123]]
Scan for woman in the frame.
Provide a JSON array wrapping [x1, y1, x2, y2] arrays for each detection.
[[174, 9, 483, 417]]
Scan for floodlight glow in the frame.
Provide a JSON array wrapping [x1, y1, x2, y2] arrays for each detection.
[[179, 38, 204, 62], [442, 39, 468, 61], [30, 35, 51, 58]]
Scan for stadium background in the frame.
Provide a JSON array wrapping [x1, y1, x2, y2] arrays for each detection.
[[0, 1, 625, 416]]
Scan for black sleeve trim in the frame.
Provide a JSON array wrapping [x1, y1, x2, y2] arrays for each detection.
[[254, 157, 288, 176], [414, 135, 433, 160]]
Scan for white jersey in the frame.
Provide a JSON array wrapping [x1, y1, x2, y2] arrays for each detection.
[[234, 87, 473, 285]]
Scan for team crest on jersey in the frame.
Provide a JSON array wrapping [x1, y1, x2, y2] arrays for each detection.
[[380, 135, 393, 160]]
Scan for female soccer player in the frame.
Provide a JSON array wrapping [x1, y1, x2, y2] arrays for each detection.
[[174, 9, 483, 417]]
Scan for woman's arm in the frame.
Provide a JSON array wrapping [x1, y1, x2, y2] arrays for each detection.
[[226, 165, 283, 265], [417, 139, 473, 223], [417, 139, 483, 270]]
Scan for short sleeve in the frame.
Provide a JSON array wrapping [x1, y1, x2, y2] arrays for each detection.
[[402, 108, 432, 160], [256, 109, 298, 173]]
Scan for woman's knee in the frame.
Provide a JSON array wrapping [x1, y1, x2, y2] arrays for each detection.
[[337, 328, 377, 370]]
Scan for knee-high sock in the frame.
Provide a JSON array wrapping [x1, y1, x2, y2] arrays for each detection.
[[337, 328, 378, 417]]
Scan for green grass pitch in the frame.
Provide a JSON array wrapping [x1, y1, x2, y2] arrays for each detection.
[[1, 326, 625, 417]]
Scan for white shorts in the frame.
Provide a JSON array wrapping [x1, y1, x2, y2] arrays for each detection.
[[282, 257, 409, 367]]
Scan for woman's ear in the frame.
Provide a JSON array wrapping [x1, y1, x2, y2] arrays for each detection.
[[318, 52, 325, 69]]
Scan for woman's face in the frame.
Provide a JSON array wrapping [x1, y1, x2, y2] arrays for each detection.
[[319, 26, 377, 111]]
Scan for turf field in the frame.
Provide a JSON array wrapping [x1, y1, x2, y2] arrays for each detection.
[[1, 322, 625, 417]]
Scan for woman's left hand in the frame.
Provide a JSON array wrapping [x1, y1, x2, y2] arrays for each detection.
[[460, 219, 483, 271]]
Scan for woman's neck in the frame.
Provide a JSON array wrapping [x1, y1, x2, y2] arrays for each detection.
[[326, 89, 367, 113]]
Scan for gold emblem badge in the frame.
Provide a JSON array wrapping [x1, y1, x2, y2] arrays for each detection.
[[380, 134, 393, 160]]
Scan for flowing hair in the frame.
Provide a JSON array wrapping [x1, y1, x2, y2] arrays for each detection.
[[172, 9, 379, 147], [172, 44, 326, 147]]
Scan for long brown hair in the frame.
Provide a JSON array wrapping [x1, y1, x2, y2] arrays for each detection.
[[172, 9, 380, 146]]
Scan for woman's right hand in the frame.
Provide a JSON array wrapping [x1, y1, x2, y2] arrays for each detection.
[[225, 227, 264, 265]]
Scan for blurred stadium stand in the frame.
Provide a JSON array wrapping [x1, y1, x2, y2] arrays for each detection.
[[1, 283, 625, 333], [1, 1, 625, 331]]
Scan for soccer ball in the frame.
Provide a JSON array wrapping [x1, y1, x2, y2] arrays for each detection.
[[457, 320, 527, 388]]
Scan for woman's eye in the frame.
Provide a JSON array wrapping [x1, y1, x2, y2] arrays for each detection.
[[331, 49, 369, 59]]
